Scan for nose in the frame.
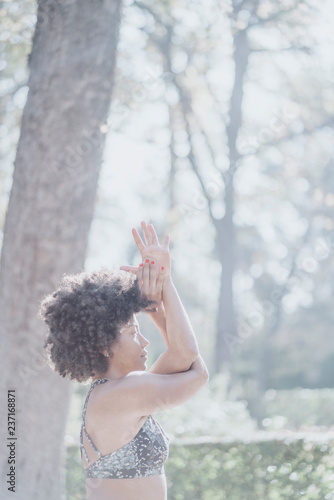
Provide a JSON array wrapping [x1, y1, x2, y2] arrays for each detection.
[[140, 332, 150, 347]]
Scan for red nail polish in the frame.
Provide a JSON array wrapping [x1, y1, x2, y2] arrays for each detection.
[[139, 263, 143, 267], [151, 260, 155, 264], [161, 266, 164, 270]]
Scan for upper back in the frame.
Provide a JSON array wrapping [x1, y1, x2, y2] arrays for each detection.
[[80, 378, 170, 479]]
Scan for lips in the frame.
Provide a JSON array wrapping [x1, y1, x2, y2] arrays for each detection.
[[141, 352, 148, 358]]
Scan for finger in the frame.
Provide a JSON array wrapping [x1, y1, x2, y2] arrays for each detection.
[[141, 258, 150, 296], [132, 227, 146, 253], [149, 259, 158, 289], [155, 267, 165, 302], [156, 265, 165, 285], [148, 223, 159, 245], [141, 220, 153, 246], [119, 266, 139, 274], [162, 232, 170, 250], [135, 262, 144, 290]]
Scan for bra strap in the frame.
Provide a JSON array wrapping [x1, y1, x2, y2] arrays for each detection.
[[80, 427, 92, 466], [81, 379, 110, 459]]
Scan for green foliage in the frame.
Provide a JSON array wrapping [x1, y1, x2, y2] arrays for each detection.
[[165, 437, 334, 500], [261, 387, 334, 430], [66, 445, 86, 500], [65, 379, 334, 499], [66, 374, 334, 500], [66, 436, 334, 500], [156, 372, 258, 440]]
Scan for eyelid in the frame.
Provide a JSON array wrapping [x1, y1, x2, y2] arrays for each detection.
[[121, 321, 139, 332]]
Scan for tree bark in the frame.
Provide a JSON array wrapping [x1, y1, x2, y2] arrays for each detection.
[[0, 1, 122, 498], [213, 28, 250, 378]]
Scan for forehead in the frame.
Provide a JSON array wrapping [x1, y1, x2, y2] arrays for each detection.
[[121, 314, 138, 330]]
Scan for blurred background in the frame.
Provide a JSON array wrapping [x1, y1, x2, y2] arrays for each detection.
[[1, 0, 334, 499]]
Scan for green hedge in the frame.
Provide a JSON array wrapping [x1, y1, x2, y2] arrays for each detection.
[[66, 433, 334, 500], [66, 445, 86, 500], [260, 388, 334, 429]]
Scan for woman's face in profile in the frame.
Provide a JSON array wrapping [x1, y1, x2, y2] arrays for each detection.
[[113, 314, 150, 373]]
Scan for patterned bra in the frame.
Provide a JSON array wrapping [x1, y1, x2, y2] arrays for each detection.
[[80, 378, 170, 479]]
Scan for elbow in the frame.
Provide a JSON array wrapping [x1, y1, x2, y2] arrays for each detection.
[[185, 349, 200, 363], [170, 348, 199, 365], [201, 367, 210, 384]]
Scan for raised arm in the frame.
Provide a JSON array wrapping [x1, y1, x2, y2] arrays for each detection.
[[145, 271, 200, 374], [143, 299, 169, 347], [160, 276, 199, 356], [120, 221, 203, 374], [100, 353, 209, 417]]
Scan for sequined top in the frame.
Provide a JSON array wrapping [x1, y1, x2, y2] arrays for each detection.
[[80, 378, 170, 479]]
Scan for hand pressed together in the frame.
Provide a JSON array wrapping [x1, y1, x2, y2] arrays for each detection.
[[135, 259, 165, 312], [120, 220, 172, 277], [119, 220, 172, 312]]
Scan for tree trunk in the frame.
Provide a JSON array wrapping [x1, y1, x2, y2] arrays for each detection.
[[213, 29, 250, 380], [0, 1, 122, 498]]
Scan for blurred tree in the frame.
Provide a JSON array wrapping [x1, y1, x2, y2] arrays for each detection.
[[0, 1, 122, 499], [2, 0, 334, 462], [129, 0, 315, 373], [0, 1, 36, 232], [124, 0, 334, 397]]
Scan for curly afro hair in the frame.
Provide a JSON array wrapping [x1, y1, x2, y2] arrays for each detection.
[[38, 267, 157, 383]]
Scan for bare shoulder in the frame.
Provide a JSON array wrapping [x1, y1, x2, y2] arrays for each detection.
[[97, 367, 209, 418], [84, 381, 150, 455]]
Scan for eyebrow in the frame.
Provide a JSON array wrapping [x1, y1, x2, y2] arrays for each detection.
[[124, 322, 139, 330]]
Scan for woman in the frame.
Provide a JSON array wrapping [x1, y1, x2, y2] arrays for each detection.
[[39, 220, 209, 500]]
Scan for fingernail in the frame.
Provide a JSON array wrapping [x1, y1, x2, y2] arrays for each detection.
[[145, 259, 150, 263], [151, 260, 155, 264], [139, 263, 143, 267]]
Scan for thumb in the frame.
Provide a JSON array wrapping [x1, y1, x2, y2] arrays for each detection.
[[119, 266, 139, 274]]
